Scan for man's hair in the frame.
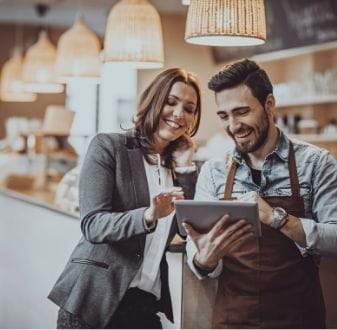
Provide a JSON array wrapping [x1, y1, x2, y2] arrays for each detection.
[[208, 58, 273, 106]]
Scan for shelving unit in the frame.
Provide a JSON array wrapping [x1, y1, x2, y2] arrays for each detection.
[[277, 95, 337, 108], [260, 47, 337, 157], [289, 134, 337, 143], [289, 134, 337, 157]]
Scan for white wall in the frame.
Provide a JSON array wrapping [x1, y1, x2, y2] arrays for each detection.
[[0, 193, 80, 328], [98, 64, 137, 133]]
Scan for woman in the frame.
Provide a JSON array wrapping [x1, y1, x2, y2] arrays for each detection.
[[48, 68, 202, 329]]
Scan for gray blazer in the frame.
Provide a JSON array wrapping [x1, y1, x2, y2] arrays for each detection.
[[48, 131, 197, 328]]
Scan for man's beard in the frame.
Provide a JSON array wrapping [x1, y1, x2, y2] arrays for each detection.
[[227, 108, 269, 154]]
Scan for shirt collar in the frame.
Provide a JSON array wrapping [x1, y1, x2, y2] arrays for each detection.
[[232, 129, 290, 164], [273, 129, 290, 161]]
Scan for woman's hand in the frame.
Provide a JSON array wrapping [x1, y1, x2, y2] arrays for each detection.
[[144, 187, 184, 226], [172, 135, 195, 167]]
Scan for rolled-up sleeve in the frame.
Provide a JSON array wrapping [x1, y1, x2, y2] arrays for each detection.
[[300, 151, 337, 258], [186, 235, 223, 279], [194, 160, 218, 201]]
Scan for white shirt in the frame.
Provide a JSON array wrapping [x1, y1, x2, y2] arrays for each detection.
[[129, 155, 174, 299]]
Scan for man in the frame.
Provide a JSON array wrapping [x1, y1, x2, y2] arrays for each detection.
[[183, 59, 337, 329]]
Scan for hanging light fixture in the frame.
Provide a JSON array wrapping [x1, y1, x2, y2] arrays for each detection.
[[22, 30, 64, 93], [56, 16, 101, 83], [0, 50, 37, 102], [104, 0, 164, 69], [185, 0, 267, 47]]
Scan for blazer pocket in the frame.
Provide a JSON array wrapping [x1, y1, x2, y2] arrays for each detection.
[[71, 258, 109, 269]]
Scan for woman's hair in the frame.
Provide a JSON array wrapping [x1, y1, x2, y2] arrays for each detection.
[[208, 58, 273, 107], [134, 68, 201, 169]]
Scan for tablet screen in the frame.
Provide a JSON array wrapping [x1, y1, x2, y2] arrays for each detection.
[[174, 200, 261, 236]]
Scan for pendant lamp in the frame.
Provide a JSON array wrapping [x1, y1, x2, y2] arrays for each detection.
[[0, 50, 37, 102], [185, 0, 267, 46], [104, 0, 164, 69], [56, 16, 101, 83], [22, 31, 64, 93]]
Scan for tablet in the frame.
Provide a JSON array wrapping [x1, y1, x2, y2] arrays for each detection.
[[174, 200, 261, 237]]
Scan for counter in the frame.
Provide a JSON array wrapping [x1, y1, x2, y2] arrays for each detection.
[[1, 187, 337, 328], [0, 187, 80, 328], [0, 185, 76, 218]]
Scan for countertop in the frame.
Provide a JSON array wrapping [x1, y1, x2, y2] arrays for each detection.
[[0, 185, 186, 252], [0, 185, 78, 219]]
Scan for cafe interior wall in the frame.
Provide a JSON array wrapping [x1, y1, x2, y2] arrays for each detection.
[[139, 14, 337, 144], [259, 49, 337, 130], [0, 14, 221, 143], [4, 12, 337, 144], [0, 23, 66, 139]]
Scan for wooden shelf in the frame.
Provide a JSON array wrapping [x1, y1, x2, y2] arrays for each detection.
[[277, 95, 337, 108], [290, 134, 337, 143]]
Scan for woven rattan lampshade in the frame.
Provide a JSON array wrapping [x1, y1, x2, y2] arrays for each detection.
[[56, 16, 101, 83], [104, 0, 164, 69], [185, 0, 267, 46], [0, 51, 37, 102], [22, 31, 63, 93]]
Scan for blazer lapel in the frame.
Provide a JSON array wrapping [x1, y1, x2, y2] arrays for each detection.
[[125, 130, 178, 249], [126, 146, 149, 250], [127, 147, 150, 209]]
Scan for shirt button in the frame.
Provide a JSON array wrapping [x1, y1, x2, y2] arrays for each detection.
[[136, 253, 141, 258]]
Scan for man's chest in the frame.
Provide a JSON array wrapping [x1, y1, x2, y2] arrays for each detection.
[[212, 163, 313, 216]]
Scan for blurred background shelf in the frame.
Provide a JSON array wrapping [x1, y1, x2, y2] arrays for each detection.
[[290, 134, 337, 143], [289, 134, 337, 158], [277, 95, 337, 108]]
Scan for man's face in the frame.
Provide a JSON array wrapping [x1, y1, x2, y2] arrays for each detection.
[[215, 84, 272, 154]]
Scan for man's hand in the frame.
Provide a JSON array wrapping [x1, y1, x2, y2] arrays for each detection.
[[238, 191, 273, 226], [183, 215, 253, 270], [238, 192, 307, 246]]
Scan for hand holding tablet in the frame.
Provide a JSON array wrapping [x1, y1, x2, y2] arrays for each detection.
[[174, 200, 261, 236]]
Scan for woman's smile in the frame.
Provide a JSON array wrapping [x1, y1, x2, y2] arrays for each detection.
[[164, 118, 184, 129]]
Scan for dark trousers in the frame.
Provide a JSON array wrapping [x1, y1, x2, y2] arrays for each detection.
[[57, 288, 162, 329]]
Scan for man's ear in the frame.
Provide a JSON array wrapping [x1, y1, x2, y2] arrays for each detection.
[[264, 93, 276, 117]]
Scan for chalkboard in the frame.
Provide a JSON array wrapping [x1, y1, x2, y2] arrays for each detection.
[[212, 0, 337, 64]]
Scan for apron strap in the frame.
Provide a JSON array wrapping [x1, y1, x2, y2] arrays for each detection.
[[288, 141, 300, 197], [223, 141, 300, 199], [224, 160, 238, 200]]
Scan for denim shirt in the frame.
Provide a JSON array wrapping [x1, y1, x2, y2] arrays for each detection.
[[195, 130, 337, 258]]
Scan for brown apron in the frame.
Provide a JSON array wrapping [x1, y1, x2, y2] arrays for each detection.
[[213, 142, 326, 329]]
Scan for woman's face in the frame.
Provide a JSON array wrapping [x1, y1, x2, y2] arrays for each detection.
[[154, 81, 198, 151]]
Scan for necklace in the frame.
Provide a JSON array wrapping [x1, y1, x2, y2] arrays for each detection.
[[148, 154, 164, 188]]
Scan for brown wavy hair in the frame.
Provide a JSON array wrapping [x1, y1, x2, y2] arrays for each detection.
[[134, 68, 201, 169]]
